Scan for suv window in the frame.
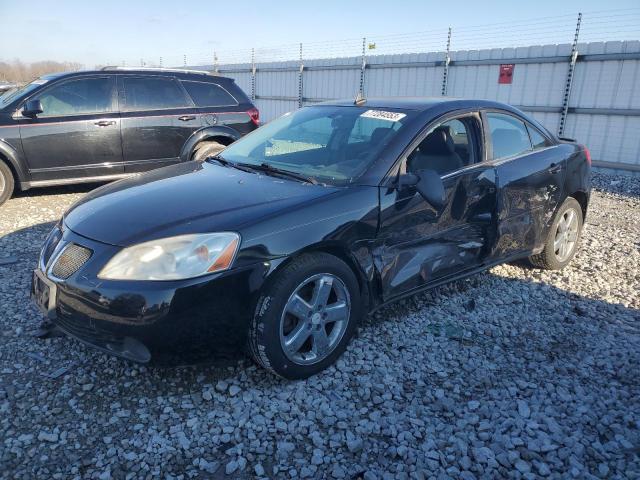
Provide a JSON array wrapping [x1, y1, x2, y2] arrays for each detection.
[[36, 77, 113, 116], [407, 117, 476, 176], [527, 124, 549, 149], [122, 77, 190, 111], [181, 81, 237, 107], [487, 112, 532, 160]]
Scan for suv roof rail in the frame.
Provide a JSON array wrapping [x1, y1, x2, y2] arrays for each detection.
[[99, 66, 212, 76]]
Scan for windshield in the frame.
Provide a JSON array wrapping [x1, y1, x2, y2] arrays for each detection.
[[220, 105, 417, 185], [0, 78, 48, 107]]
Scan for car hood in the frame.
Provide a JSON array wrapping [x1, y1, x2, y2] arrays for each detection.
[[64, 161, 339, 247]]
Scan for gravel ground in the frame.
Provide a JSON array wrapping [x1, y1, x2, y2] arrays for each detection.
[[0, 172, 639, 479]]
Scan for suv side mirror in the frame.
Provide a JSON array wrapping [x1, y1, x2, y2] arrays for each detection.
[[399, 169, 446, 209], [22, 99, 43, 117]]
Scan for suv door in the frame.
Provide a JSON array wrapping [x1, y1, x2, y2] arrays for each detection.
[[19, 76, 123, 182], [377, 113, 498, 300], [484, 111, 564, 260], [118, 75, 198, 172]]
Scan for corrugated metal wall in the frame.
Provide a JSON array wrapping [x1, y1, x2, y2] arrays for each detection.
[[216, 40, 640, 172]]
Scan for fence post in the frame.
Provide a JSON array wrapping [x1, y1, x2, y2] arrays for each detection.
[[298, 43, 304, 108], [213, 51, 218, 75], [441, 27, 452, 96], [558, 12, 582, 136], [159, 57, 163, 68], [251, 48, 256, 102], [183, 54, 187, 67], [359, 37, 367, 97]]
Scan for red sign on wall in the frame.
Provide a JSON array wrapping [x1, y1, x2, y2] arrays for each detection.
[[499, 64, 515, 84]]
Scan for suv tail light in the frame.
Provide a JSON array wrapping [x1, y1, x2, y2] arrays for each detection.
[[582, 146, 591, 166], [247, 107, 260, 126]]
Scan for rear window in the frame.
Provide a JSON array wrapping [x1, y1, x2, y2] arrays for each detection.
[[487, 112, 532, 160], [122, 77, 190, 110], [527, 124, 550, 149], [181, 81, 238, 107]]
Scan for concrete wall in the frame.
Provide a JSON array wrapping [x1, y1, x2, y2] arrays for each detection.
[[212, 40, 640, 172]]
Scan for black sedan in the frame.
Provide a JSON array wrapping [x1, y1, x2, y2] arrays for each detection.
[[32, 98, 591, 379]]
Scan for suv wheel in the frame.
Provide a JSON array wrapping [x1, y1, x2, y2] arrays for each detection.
[[0, 161, 14, 206], [248, 253, 361, 379], [193, 141, 226, 161]]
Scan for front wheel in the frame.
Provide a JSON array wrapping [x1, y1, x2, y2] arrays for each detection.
[[529, 197, 583, 270], [248, 253, 361, 379]]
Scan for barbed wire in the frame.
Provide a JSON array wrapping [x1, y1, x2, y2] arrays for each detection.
[[124, 7, 640, 69]]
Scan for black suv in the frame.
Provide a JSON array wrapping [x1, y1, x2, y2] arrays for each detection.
[[0, 68, 259, 205]]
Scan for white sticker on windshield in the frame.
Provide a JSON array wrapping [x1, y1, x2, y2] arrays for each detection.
[[360, 109, 406, 122]]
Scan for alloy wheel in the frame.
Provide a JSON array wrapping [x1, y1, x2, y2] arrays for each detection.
[[279, 273, 351, 365], [554, 208, 579, 262], [0, 172, 5, 195]]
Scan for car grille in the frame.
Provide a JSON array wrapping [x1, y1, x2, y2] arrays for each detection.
[[51, 244, 92, 280], [41, 227, 63, 268]]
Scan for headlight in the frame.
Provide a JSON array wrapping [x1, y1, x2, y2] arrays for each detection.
[[98, 233, 240, 281]]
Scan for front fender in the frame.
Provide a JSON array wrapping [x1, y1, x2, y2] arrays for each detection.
[[179, 126, 240, 162], [0, 139, 29, 187]]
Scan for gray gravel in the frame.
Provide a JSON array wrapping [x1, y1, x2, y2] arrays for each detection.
[[1, 172, 639, 479]]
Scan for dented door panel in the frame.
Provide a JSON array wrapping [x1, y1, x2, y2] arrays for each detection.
[[492, 146, 566, 259], [377, 165, 497, 300]]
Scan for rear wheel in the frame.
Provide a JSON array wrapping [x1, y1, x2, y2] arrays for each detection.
[[529, 197, 583, 270], [0, 161, 15, 206], [248, 253, 361, 379], [192, 141, 226, 161]]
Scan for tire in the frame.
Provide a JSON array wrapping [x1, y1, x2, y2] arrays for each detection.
[[248, 253, 361, 379], [192, 141, 226, 161], [529, 197, 583, 270], [0, 161, 15, 207]]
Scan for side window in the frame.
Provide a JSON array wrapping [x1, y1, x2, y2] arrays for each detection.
[[407, 117, 476, 176], [37, 78, 112, 116], [487, 112, 532, 160], [181, 81, 237, 107], [122, 77, 190, 111], [527, 124, 550, 149]]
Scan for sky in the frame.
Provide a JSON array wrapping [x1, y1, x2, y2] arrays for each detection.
[[2, 0, 639, 67]]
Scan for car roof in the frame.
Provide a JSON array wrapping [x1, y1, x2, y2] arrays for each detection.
[[39, 69, 234, 82], [317, 96, 519, 113]]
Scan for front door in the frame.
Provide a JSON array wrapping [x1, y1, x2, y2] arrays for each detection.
[[484, 111, 565, 259], [118, 75, 199, 173], [377, 114, 498, 300], [19, 76, 123, 182]]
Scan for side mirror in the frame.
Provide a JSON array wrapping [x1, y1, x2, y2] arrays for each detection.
[[22, 99, 43, 117], [399, 169, 446, 209]]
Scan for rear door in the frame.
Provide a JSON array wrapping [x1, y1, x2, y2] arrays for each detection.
[[486, 111, 565, 259], [179, 79, 254, 135], [118, 75, 199, 172], [377, 112, 498, 300], [19, 75, 123, 182]]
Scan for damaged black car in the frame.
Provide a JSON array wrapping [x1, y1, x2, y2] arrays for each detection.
[[32, 98, 591, 379]]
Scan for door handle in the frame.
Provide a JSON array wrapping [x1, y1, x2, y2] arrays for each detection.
[[548, 163, 563, 174], [178, 115, 196, 122], [94, 120, 116, 127]]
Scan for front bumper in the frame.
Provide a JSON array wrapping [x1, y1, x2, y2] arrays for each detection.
[[32, 228, 271, 363]]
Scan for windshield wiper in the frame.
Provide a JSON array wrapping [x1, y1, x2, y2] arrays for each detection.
[[245, 162, 318, 185], [207, 155, 256, 173]]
